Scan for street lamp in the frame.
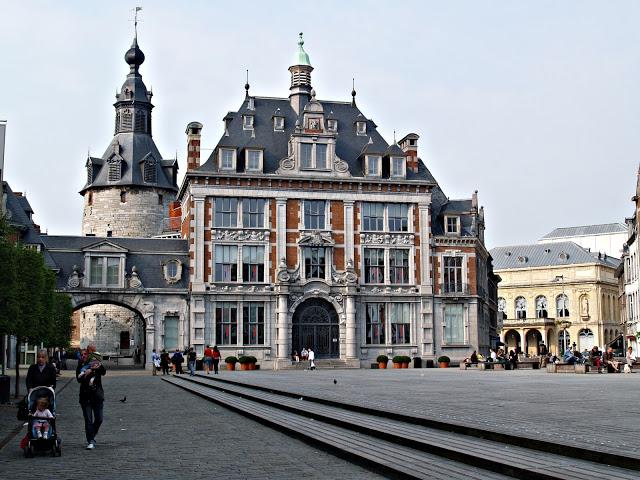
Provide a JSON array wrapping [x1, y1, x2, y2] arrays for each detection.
[[553, 275, 569, 352]]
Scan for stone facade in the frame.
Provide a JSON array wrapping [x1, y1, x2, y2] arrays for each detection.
[[78, 304, 144, 354], [82, 187, 173, 237]]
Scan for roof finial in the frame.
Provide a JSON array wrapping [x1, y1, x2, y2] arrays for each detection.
[[133, 7, 142, 41], [393, 130, 396, 144], [351, 77, 357, 106], [245, 69, 250, 97]]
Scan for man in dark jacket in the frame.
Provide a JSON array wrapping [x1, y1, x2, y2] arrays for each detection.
[[76, 344, 106, 450], [26, 349, 57, 392]]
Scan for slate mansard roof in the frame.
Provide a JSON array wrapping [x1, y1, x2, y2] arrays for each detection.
[[2, 181, 43, 245], [198, 96, 436, 183], [540, 223, 627, 240], [490, 241, 620, 271], [41, 235, 189, 291]]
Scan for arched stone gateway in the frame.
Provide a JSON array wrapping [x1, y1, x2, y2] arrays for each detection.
[[292, 298, 340, 359]]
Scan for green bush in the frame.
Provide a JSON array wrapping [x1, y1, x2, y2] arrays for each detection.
[[238, 355, 257, 364], [392, 355, 403, 364], [225, 356, 238, 364], [376, 355, 389, 363], [437, 356, 451, 363]]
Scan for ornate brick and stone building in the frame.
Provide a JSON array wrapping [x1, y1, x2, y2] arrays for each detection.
[[179, 34, 498, 367]]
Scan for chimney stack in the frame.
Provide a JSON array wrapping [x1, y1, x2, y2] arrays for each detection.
[[186, 122, 203, 171], [398, 133, 420, 173]]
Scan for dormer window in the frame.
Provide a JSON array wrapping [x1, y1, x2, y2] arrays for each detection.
[[299, 142, 329, 171], [107, 158, 122, 182], [356, 120, 367, 136], [246, 149, 262, 172], [219, 148, 236, 171], [143, 159, 157, 183], [366, 155, 381, 176], [307, 117, 322, 131], [327, 119, 337, 132], [390, 156, 405, 177], [274, 116, 285, 132], [243, 115, 254, 130], [445, 216, 460, 235]]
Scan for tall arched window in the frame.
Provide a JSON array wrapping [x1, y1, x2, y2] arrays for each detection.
[[535, 296, 548, 318], [556, 294, 569, 317], [515, 297, 527, 320], [578, 329, 594, 351], [497, 298, 507, 320]]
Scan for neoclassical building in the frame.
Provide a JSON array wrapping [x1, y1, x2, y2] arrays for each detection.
[[491, 241, 620, 355], [179, 35, 498, 367]]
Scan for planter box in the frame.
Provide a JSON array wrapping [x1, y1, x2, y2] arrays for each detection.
[[378, 362, 387, 369], [240, 363, 250, 371], [392, 363, 402, 369], [401, 362, 409, 369], [438, 362, 449, 368], [226, 362, 236, 371]]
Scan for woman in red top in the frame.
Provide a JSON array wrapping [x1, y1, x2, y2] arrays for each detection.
[[212, 346, 221, 375], [203, 345, 214, 375]]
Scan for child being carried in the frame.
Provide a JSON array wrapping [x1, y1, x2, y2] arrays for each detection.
[[78, 352, 103, 386]]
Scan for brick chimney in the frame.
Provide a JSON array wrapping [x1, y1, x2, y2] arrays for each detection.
[[398, 133, 420, 173], [186, 122, 203, 170]]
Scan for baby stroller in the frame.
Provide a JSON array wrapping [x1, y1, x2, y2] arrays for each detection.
[[23, 386, 61, 457]]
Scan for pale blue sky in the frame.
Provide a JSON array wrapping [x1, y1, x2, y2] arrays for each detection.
[[1, 0, 639, 249]]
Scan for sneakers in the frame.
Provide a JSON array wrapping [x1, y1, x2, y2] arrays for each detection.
[[86, 441, 95, 450], [37, 431, 42, 439]]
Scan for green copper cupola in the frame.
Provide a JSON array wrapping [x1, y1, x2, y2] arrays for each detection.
[[289, 32, 314, 115]]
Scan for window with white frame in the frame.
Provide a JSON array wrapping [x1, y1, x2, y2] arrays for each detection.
[[444, 304, 464, 344], [515, 297, 527, 319], [242, 246, 265, 282], [388, 204, 409, 232], [535, 296, 548, 318], [390, 303, 411, 344], [356, 120, 367, 135], [364, 248, 385, 284], [327, 119, 337, 132], [274, 116, 284, 131], [243, 115, 254, 130], [299, 142, 329, 170], [89, 256, 121, 287], [215, 302, 237, 345], [219, 148, 235, 170], [304, 200, 326, 229], [390, 156, 405, 177], [556, 294, 569, 317], [445, 216, 460, 234], [243, 302, 264, 344], [498, 297, 507, 320], [366, 155, 381, 176], [246, 150, 262, 171], [442, 256, 464, 293], [304, 247, 326, 279], [366, 303, 385, 344], [389, 249, 410, 284], [214, 245, 238, 282], [214, 198, 238, 227], [242, 198, 265, 228], [362, 202, 384, 231]]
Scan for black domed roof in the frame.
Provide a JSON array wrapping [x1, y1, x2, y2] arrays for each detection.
[[125, 37, 145, 71]]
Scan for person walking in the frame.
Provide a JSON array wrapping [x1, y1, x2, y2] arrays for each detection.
[[212, 346, 221, 374], [187, 347, 197, 376], [308, 347, 316, 371], [172, 349, 184, 375], [76, 344, 106, 450], [160, 349, 170, 375], [203, 345, 213, 374], [26, 349, 57, 393], [60, 347, 68, 370], [151, 349, 160, 376]]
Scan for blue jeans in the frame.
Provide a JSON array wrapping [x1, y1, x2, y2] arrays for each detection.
[[188, 361, 196, 375], [81, 400, 104, 443]]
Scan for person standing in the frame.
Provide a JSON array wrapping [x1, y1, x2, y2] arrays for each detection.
[[203, 345, 213, 375], [134, 345, 141, 364], [187, 347, 197, 376], [171, 349, 184, 374], [151, 349, 160, 376], [212, 346, 221, 375], [76, 344, 106, 450], [308, 347, 316, 371], [60, 347, 68, 370], [26, 349, 57, 393], [160, 349, 170, 375]]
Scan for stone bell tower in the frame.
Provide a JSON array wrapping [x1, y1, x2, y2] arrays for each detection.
[[80, 32, 178, 238]]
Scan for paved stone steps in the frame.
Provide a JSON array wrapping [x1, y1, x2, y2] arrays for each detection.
[[164, 376, 511, 480], [173, 375, 639, 480], [195, 374, 640, 471]]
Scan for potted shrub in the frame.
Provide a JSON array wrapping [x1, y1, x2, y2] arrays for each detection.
[[437, 355, 450, 368], [238, 356, 258, 370], [401, 355, 410, 369], [376, 355, 389, 369], [247, 356, 258, 370], [225, 356, 237, 371], [392, 355, 404, 368]]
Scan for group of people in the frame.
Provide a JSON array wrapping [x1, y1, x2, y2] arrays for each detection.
[[291, 347, 316, 370], [150, 345, 222, 376]]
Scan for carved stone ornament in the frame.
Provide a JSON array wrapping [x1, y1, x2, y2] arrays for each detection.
[[141, 301, 154, 314], [279, 156, 295, 171], [361, 233, 414, 246], [299, 231, 334, 247], [213, 229, 267, 242], [580, 294, 590, 318], [128, 266, 143, 289], [331, 293, 344, 306], [288, 294, 302, 310], [334, 158, 349, 173], [67, 265, 83, 288], [331, 267, 357, 285], [276, 257, 291, 283]]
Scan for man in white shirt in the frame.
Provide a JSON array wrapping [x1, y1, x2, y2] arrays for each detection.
[[308, 348, 316, 371]]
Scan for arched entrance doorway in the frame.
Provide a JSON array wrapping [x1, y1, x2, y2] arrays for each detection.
[[504, 329, 521, 353], [525, 329, 542, 356], [72, 301, 146, 368], [578, 329, 595, 352], [292, 298, 339, 359]]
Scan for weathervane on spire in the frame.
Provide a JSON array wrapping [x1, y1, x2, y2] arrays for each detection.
[[133, 6, 142, 38]]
